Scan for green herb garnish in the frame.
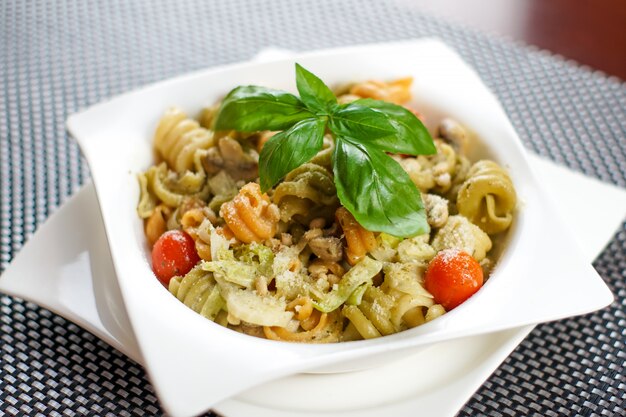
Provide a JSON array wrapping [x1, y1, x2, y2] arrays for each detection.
[[214, 64, 436, 237]]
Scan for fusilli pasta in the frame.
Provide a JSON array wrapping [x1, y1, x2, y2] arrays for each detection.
[[456, 160, 517, 234], [349, 77, 413, 104], [220, 182, 280, 243], [273, 163, 338, 224], [169, 266, 224, 320], [154, 107, 215, 174]]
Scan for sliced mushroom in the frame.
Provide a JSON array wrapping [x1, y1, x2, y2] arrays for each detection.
[[201, 136, 258, 181], [308, 236, 344, 262]]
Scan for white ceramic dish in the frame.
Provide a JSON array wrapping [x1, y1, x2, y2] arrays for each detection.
[[47, 39, 612, 416], [1, 154, 624, 417]]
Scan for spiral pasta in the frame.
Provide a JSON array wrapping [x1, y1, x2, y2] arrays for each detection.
[[137, 171, 158, 218], [220, 182, 280, 243], [272, 163, 339, 224], [139, 162, 211, 208], [456, 160, 517, 234], [349, 77, 413, 105], [384, 263, 434, 330], [169, 266, 225, 320], [341, 263, 435, 339], [154, 107, 215, 174], [336, 207, 378, 265]]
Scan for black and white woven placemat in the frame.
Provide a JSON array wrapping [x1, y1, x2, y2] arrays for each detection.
[[1, 1, 624, 416]]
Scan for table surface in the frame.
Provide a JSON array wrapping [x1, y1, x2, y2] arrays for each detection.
[[1, 1, 625, 416]]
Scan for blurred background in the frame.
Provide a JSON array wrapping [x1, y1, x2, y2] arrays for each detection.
[[401, 0, 626, 79]]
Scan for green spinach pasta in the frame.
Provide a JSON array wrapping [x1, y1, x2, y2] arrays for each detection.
[[137, 76, 517, 343]]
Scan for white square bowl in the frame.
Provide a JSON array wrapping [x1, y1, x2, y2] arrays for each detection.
[[66, 38, 613, 417]]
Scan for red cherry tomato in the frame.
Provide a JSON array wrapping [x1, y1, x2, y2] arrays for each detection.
[[151, 230, 200, 285], [424, 249, 483, 310]]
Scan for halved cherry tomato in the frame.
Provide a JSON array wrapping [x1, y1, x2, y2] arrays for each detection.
[[424, 249, 483, 310], [151, 230, 200, 285]]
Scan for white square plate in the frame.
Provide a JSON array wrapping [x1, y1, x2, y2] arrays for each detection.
[[52, 39, 614, 416]]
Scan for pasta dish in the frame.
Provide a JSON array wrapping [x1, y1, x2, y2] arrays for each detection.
[[137, 74, 517, 343]]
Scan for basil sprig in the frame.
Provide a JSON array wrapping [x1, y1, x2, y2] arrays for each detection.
[[214, 64, 436, 237]]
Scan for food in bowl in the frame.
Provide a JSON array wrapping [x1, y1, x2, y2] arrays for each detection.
[[137, 64, 517, 343]]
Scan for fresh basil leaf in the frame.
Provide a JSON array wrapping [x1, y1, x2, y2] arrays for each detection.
[[259, 117, 326, 192], [329, 103, 395, 141], [295, 63, 337, 114], [215, 86, 314, 132], [332, 137, 429, 237], [354, 98, 436, 155]]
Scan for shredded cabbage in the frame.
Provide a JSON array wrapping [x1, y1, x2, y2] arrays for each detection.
[[313, 257, 382, 313], [223, 288, 293, 327], [203, 259, 256, 288], [204, 238, 275, 289]]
